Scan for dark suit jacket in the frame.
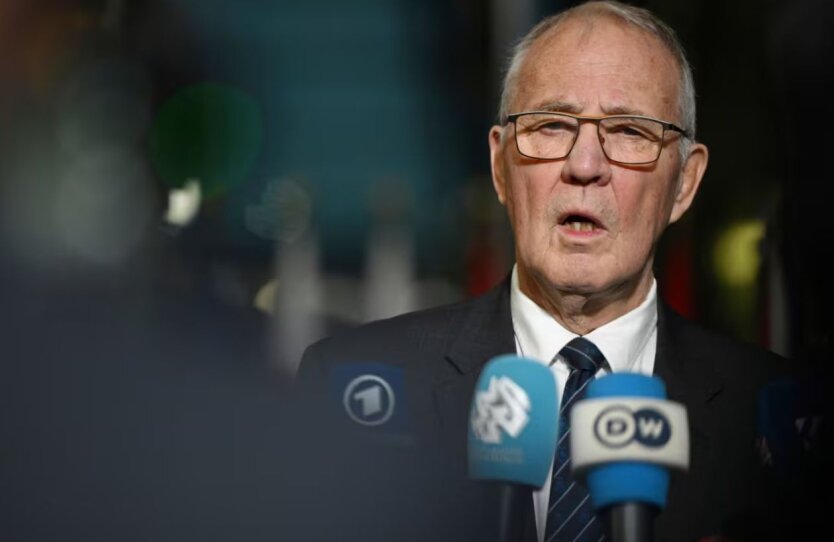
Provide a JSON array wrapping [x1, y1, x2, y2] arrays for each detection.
[[298, 278, 797, 542]]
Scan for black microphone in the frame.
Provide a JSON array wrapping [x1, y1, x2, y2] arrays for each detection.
[[569, 373, 690, 542], [468, 354, 559, 542]]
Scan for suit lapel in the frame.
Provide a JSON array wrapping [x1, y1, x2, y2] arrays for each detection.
[[446, 278, 516, 375], [654, 301, 724, 422], [432, 277, 540, 542], [654, 301, 725, 527], [433, 277, 516, 438]]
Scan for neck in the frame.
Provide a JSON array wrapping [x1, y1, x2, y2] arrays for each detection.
[[518, 268, 653, 335]]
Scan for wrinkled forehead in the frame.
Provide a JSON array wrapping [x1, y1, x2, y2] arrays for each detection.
[[514, 15, 682, 119]]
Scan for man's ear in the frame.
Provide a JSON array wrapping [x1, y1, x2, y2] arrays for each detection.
[[669, 142, 708, 224], [489, 125, 508, 205]]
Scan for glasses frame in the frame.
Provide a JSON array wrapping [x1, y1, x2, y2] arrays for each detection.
[[503, 111, 691, 165]]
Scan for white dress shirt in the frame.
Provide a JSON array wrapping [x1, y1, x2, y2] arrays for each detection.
[[508, 265, 658, 542]]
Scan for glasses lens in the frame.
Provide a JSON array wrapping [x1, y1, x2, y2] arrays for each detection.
[[514, 113, 578, 160], [599, 117, 664, 164]]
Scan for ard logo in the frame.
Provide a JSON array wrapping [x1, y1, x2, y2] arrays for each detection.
[[343, 375, 396, 426]]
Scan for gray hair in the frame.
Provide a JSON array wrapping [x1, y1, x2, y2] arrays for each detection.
[[498, 1, 696, 157]]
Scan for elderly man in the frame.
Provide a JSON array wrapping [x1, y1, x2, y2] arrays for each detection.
[[299, 2, 791, 541]]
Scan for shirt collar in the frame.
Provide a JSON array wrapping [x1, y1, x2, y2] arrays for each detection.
[[509, 265, 658, 372]]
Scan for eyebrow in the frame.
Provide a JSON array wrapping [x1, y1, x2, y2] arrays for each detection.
[[600, 104, 648, 116], [530, 101, 583, 114], [526, 101, 649, 117]]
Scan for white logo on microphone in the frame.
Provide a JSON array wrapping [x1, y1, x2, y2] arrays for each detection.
[[471, 376, 531, 444], [593, 405, 671, 448]]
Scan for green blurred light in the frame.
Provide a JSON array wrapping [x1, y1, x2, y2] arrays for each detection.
[[149, 83, 263, 199], [713, 220, 765, 287]]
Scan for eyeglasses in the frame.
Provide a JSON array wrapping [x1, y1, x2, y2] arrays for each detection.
[[504, 111, 690, 165]]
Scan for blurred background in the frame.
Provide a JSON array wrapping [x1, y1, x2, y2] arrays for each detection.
[[0, 0, 831, 539]]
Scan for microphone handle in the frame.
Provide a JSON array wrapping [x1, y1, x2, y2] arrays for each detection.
[[602, 502, 657, 542], [497, 484, 526, 542]]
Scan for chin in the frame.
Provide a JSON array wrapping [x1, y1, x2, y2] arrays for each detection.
[[554, 280, 607, 296], [539, 268, 608, 296]]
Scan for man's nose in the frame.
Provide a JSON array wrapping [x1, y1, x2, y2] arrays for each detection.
[[560, 123, 612, 186]]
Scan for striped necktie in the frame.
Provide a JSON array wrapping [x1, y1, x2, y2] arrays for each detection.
[[544, 337, 607, 542]]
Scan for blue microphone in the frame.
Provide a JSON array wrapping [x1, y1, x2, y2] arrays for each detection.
[[756, 377, 826, 480], [468, 355, 559, 542], [570, 373, 690, 542]]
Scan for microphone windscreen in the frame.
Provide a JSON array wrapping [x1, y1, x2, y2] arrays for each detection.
[[756, 377, 827, 478], [571, 373, 689, 510], [468, 355, 558, 488]]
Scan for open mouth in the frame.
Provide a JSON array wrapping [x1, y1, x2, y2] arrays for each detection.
[[560, 214, 602, 233]]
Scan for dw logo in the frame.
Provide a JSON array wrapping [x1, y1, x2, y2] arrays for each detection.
[[471, 376, 531, 444], [593, 405, 671, 448]]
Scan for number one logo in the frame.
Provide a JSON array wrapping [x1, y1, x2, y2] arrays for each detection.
[[353, 385, 382, 417], [343, 375, 396, 426]]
